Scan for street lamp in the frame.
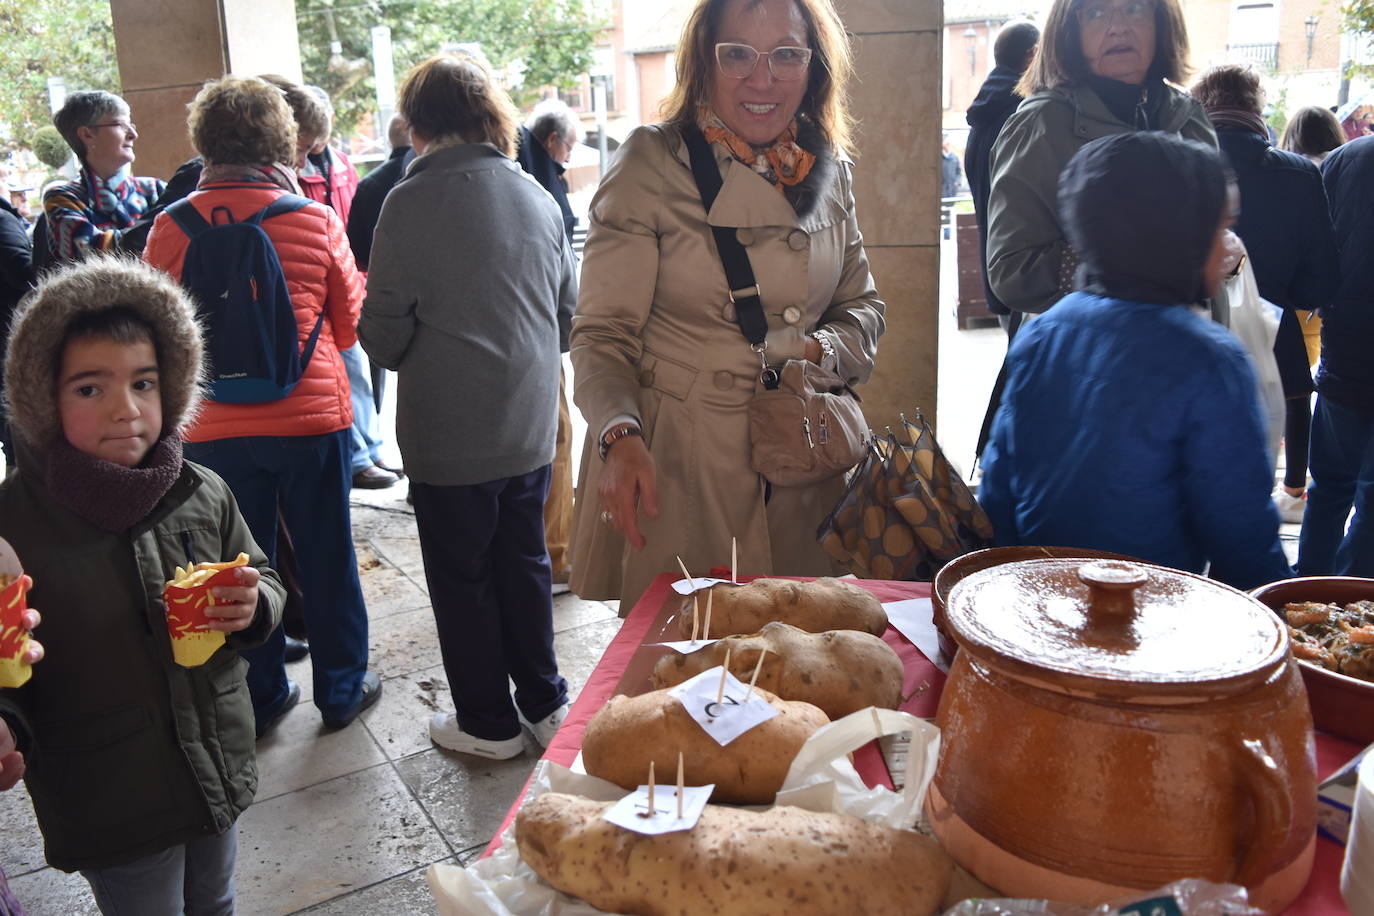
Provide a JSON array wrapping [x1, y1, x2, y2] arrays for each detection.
[[1305, 15, 1319, 66], [965, 25, 978, 77]]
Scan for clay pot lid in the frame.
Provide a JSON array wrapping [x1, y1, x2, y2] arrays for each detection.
[[946, 558, 1288, 699]]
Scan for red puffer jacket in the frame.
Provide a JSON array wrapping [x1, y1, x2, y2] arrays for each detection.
[[299, 146, 360, 225], [143, 182, 363, 442]]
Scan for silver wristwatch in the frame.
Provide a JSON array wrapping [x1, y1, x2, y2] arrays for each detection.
[[810, 330, 837, 371]]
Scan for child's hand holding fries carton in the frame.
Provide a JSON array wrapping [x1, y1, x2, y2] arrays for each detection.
[[0, 537, 39, 689], [163, 553, 254, 667]]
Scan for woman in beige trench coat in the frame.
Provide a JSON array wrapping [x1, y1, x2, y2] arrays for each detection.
[[569, 0, 885, 611]]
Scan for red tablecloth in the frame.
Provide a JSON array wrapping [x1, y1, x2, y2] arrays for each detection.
[[486, 573, 1359, 914]]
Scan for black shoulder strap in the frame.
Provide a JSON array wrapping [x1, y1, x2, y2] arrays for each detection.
[[682, 127, 770, 349], [165, 198, 211, 239]]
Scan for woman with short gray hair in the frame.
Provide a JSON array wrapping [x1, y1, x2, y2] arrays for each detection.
[[43, 89, 164, 263]]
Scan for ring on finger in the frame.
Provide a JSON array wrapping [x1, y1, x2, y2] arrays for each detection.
[[600, 510, 614, 525]]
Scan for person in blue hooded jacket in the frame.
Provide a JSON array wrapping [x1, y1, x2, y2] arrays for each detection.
[[979, 131, 1293, 590]]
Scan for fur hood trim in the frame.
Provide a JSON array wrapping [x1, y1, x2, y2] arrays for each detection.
[[4, 256, 206, 451], [785, 117, 838, 220]]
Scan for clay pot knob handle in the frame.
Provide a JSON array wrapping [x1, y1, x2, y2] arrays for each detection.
[[1078, 561, 1149, 620]]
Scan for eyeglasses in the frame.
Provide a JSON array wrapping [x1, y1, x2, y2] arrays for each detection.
[[1077, 0, 1153, 26], [714, 43, 813, 81], [90, 120, 136, 134]]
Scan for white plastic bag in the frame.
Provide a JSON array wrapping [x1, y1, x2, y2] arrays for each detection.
[[427, 707, 942, 915], [1219, 232, 1285, 466], [940, 877, 1262, 916]]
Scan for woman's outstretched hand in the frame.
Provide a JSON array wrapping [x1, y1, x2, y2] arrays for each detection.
[[599, 434, 659, 550]]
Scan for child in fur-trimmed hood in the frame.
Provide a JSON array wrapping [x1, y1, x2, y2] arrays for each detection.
[[0, 256, 283, 912]]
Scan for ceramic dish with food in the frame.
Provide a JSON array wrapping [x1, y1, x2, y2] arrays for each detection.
[[1250, 576, 1374, 745]]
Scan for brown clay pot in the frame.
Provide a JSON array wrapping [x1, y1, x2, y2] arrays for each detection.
[[926, 558, 1317, 913], [932, 546, 1137, 665]]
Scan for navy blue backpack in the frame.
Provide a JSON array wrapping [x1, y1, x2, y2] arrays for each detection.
[[166, 195, 323, 404]]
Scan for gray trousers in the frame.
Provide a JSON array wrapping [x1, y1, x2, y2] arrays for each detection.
[[81, 822, 237, 916]]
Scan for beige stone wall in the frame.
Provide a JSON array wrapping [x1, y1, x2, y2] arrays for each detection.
[[837, 0, 942, 431], [109, 0, 302, 181]]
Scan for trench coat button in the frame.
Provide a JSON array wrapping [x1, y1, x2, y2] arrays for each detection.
[[787, 228, 808, 250], [713, 371, 734, 390], [638, 368, 655, 388], [722, 302, 736, 322], [782, 306, 802, 325], [736, 228, 755, 246]]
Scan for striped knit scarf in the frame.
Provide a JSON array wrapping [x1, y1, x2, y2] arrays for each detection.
[[1206, 106, 1270, 140], [698, 108, 815, 192]]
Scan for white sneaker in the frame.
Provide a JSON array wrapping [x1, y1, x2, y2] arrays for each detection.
[[1273, 487, 1306, 525], [428, 713, 525, 759], [522, 703, 568, 748]]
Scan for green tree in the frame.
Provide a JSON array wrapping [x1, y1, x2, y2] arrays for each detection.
[[0, 0, 119, 154], [296, 0, 607, 137]]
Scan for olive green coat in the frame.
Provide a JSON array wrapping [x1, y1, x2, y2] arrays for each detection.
[[986, 81, 1217, 315], [0, 463, 282, 871], [568, 123, 885, 610]]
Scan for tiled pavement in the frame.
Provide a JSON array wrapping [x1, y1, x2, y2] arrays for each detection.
[[1, 483, 624, 915]]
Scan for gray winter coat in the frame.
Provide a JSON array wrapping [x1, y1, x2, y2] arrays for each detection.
[[359, 142, 578, 486]]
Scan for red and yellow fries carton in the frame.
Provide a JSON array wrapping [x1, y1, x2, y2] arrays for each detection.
[[0, 537, 32, 688], [163, 553, 249, 667]]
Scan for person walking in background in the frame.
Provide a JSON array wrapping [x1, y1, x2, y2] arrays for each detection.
[[143, 76, 379, 736], [979, 132, 1292, 591], [515, 98, 580, 591], [289, 82, 401, 491], [346, 114, 415, 272], [1283, 106, 1348, 166], [1191, 66, 1339, 525], [1281, 105, 1347, 374], [43, 91, 164, 263], [360, 54, 575, 759], [517, 99, 581, 242], [985, 0, 1214, 324], [0, 171, 34, 468], [1298, 134, 1374, 577], [940, 133, 962, 200], [965, 19, 1039, 328]]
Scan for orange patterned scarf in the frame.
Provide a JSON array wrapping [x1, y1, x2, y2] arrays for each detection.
[[699, 109, 815, 193]]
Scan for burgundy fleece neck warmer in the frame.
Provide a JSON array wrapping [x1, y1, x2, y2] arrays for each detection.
[[45, 436, 184, 532]]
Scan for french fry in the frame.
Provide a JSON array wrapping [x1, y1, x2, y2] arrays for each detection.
[[163, 553, 250, 667]]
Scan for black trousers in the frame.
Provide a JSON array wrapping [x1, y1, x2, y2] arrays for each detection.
[[411, 466, 568, 741]]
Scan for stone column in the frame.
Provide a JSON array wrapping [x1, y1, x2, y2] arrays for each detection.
[[108, 0, 303, 180], [836, 0, 942, 430]]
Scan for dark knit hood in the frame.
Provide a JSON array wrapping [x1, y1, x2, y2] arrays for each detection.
[[966, 65, 1024, 130], [1059, 131, 1227, 306], [3, 255, 206, 453]]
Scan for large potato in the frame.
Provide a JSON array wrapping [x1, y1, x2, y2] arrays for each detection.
[[651, 621, 903, 719], [516, 792, 953, 916], [675, 576, 887, 639], [581, 686, 828, 804]]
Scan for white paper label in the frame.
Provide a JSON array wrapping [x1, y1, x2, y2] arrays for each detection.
[[602, 783, 714, 835], [649, 639, 719, 655], [882, 597, 948, 673], [670, 576, 743, 595], [667, 666, 778, 745]]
